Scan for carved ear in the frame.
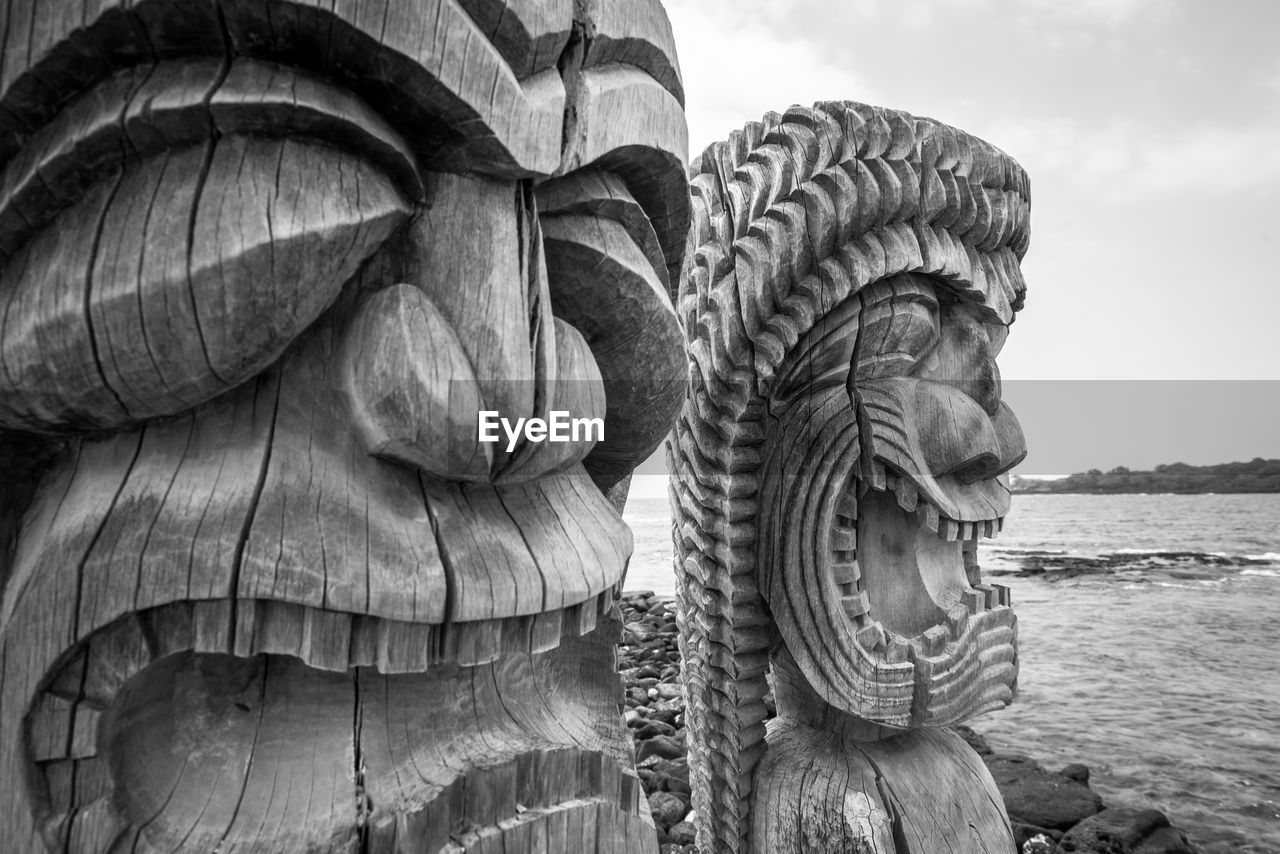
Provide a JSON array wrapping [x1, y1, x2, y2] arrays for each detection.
[[340, 283, 492, 482]]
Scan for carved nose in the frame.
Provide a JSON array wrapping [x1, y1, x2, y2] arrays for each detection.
[[340, 173, 607, 484], [948, 402, 1026, 484]]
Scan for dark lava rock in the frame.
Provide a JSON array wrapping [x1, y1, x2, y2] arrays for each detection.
[[648, 708, 679, 727], [624, 623, 658, 644], [1058, 807, 1201, 853], [648, 790, 690, 829], [637, 734, 684, 762], [667, 821, 697, 846], [986, 754, 1104, 831], [1062, 763, 1092, 785], [954, 724, 994, 756], [635, 720, 677, 740], [649, 757, 691, 794]]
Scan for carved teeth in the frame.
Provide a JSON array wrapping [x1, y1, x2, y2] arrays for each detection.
[[962, 589, 985, 614], [946, 604, 969, 637], [830, 558, 860, 587], [940, 519, 960, 541], [866, 461, 888, 491], [921, 625, 950, 656], [841, 589, 871, 620], [831, 528, 856, 551], [836, 490, 858, 526], [893, 478, 918, 513], [917, 502, 941, 534], [972, 584, 1002, 609], [884, 635, 912, 664], [855, 621, 887, 652]]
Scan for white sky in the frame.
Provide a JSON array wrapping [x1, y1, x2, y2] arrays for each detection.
[[633, 0, 1280, 477], [664, 0, 1280, 380]]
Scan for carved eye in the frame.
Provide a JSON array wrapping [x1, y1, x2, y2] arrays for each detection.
[[914, 299, 1004, 415], [853, 273, 940, 379], [0, 60, 416, 434]]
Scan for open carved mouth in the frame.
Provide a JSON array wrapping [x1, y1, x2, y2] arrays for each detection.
[[831, 473, 1017, 720], [755, 271, 1025, 728]]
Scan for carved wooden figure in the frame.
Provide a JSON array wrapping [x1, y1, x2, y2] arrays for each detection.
[[0, 1, 688, 851], [669, 103, 1031, 852]]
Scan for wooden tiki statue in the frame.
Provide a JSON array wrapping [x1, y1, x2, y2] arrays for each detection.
[[0, 1, 689, 850], [670, 103, 1031, 852]]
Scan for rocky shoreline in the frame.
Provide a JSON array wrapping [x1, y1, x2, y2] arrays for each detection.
[[619, 591, 1205, 854]]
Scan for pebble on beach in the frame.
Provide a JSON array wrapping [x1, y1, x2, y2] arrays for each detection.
[[617, 591, 1205, 854]]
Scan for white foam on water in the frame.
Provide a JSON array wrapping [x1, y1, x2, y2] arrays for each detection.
[[1240, 568, 1280, 578]]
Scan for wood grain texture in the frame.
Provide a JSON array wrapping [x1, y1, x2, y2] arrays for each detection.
[[0, 1, 692, 849], [542, 213, 685, 491], [341, 283, 493, 482], [406, 172, 537, 446], [559, 63, 689, 286], [0, 57, 423, 267], [19, 617, 646, 851], [0, 135, 410, 432], [671, 102, 1030, 852], [751, 719, 1015, 854], [455, 0, 573, 79], [0, 0, 571, 177], [0, 314, 641, 848], [586, 0, 685, 107]]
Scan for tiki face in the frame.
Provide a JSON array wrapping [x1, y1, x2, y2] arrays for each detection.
[[748, 146, 1028, 730], [855, 277, 1025, 641], [0, 2, 687, 850], [765, 269, 1025, 722], [673, 110, 1031, 854]]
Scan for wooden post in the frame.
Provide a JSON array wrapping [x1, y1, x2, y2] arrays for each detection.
[[669, 103, 1032, 853], [0, 1, 688, 851]]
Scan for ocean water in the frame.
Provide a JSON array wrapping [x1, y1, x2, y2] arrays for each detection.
[[623, 491, 1280, 853]]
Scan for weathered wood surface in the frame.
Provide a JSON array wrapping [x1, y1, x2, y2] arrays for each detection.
[[669, 103, 1031, 852], [0, 1, 688, 851]]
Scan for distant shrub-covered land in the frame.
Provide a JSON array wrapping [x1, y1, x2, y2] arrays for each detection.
[[1011, 458, 1280, 494]]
